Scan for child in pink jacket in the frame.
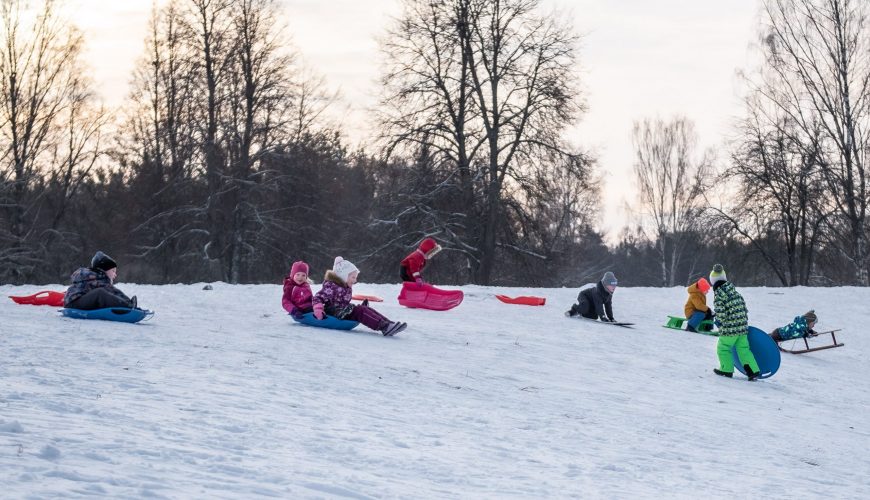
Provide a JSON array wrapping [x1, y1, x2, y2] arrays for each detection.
[[282, 260, 313, 318]]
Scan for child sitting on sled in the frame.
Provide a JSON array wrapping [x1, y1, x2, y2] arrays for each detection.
[[400, 237, 442, 284], [566, 271, 619, 322], [709, 264, 760, 380], [769, 310, 817, 342], [315, 257, 407, 336], [684, 277, 714, 332], [64, 251, 138, 310], [282, 260, 313, 318]]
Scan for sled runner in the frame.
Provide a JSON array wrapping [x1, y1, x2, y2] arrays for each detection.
[[495, 294, 546, 306], [397, 282, 463, 311], [60, 307, 153, 323], [292, 312, 360, 331], [732, 326, 780, 379], [777, 329, 844, 354], [663, 315, 716, 335], [10, 290, 66, 307], [351, 294, 383, 303]]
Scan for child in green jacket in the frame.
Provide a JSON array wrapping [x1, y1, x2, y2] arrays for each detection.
[[710, 264, 760, 380]]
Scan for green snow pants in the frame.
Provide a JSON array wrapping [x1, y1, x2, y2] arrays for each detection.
[[716, 334, 759, 374]]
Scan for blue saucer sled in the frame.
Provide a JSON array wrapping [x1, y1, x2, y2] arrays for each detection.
[[732, 326, 781, 379], [292, 312, 359, 331], [60, 307, 153, 324]]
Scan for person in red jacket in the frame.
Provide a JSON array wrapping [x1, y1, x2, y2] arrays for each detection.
[[400, 237, 442, 283], [282, 260, 313, 318]]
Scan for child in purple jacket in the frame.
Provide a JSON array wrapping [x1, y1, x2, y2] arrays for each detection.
[[282, 260, 313, 318], [313, 257, 407, 336]]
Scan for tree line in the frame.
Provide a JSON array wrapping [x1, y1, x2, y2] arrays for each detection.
[[1, 0, 868, 287]]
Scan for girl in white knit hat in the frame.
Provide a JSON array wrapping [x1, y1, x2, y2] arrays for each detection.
[[312, 257, 407, 336]]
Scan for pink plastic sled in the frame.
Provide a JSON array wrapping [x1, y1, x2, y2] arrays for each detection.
[[397, 282, 463, 311], [9, 290, 66, 307], [352, 294, 384, 303]]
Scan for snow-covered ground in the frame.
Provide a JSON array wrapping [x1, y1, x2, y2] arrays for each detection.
[[1, 282, 868, 498]]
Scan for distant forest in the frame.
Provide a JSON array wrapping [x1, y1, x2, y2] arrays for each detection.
[[1, 0, 868, 287]]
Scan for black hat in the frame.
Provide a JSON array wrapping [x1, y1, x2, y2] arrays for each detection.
[[90, 251, 117, 272]]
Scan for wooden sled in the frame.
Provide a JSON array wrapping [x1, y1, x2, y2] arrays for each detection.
[[777, 329, 844, 354]]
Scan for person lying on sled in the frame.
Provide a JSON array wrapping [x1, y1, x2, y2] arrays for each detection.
[[769, 310, 818, 342]]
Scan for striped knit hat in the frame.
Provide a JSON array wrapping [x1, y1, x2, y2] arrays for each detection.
[[709, 264, 727, 285]]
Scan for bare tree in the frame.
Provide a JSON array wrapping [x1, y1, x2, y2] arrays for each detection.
[[756, 0, 870, 284], [632, 117, 712, 286], [379, 0, 593, 284], [714, 97, 828, 286], [0, 0, 93, 280]]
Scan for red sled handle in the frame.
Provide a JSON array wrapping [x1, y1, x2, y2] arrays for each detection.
[[10, 290, 66, 306], [495, 294, 546, 306]]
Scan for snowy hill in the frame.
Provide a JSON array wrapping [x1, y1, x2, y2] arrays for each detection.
[[2, 283, 869, 498]]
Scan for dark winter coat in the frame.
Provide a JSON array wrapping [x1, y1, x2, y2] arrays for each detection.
[[312, 271, 354, 318], [712, 281, 748, 337], [282, 277, 313, 316], [684, 282, 710, 318], [577, 281, 614, 321], [64, 267, 130, 307], [775, 316, 813, 340]]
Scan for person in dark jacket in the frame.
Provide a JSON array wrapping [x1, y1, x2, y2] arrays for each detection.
[[64, 251, 137, 310], [566, 272, 618, 322]]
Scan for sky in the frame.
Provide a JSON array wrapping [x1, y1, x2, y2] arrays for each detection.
[[67, 0, 761, 238]]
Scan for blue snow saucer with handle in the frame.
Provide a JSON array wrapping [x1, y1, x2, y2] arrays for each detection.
[[60, 307, 154, 323], [733, 326, 781, 379], [293, 312, 359, 330]]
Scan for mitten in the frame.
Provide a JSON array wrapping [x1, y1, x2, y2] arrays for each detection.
[[313, 303, 324, 320]]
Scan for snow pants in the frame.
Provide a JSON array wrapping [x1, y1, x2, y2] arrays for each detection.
[[345, 304, 389, 331], [66, 287, 133, 310], [687, 310, 714, 331], [716, 334, 759, 374]]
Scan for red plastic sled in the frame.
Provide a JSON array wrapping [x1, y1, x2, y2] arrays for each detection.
[[9, 290, 66, 307], [495, 294, 546, 306], [397, 282, 463, 311], [352, 294, 384, 303]]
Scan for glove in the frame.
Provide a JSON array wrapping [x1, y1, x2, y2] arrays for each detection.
[[313, 304, 324, 320], [714, 318, 722, 328], [415, 277, 423, 285]]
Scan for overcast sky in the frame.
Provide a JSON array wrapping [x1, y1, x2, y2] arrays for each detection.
[[69, 0, 761, 238]]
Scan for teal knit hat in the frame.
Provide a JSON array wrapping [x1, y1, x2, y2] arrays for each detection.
[[709, 264, 727, 285]]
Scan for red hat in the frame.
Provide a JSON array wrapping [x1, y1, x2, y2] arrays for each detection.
[[419, 238, 437, 253], [697, 278, 711, 294], [418, 238, 442, 259], [290, 261, 309, 276]]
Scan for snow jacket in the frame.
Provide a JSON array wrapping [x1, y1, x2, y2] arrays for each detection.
[[312, 271, 354, 319], [400, 238, 441, 281], [776, 316, 813, 340], [577, 281, 614, 321], [712, 281, 748, 337], [64, 267, 130, 307], [282, 276, 313, 316], [684, 282, 710, 318]]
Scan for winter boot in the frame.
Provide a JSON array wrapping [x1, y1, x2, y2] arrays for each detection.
[[686, 324, 697, 333], [713, 368, 733, 378], [381, 321, 407, 337], [744, 364, 759, 381], [130, 296, 138, 309]]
